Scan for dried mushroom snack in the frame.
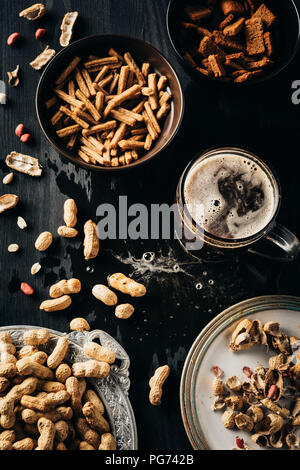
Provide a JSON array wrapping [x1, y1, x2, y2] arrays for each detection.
[[30, 46, 56, 71], [222, 410, 237, 429], [292, 397, 300, 418], [7, 66, 20, 87], [19, 3, 46, 20], [263, 321, 281, 336], [269, 430, 284, 449], [268, 353, 290, 371], [0, 195, 19, 214], [249, 319, 267, 346], [60, 12, 78, 47], [235, 413, 254, 432], [224, 396, 243, 411], [246, 406, 264, 424], [250, 366, 266, 396], [260, 398, 290, 418], [211, 397, 226, 411], [6, 152, 42, 177], [271, 334, 291, 355], [290, 336, 300, 352], [255, 414, 284, 435], [211, 317, 300, 449], [212, 378, 224, 396], [251, 433, 269, 447], [225, 376, 242, 392], [286, 433, 300, 450], [229, 318, 256, 351], [230, 318, 296, 353]]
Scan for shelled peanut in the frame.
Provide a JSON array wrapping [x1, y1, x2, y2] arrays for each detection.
[[0, 329, 116, 450]]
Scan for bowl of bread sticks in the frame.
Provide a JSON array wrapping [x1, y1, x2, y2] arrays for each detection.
[[36, 34, 184, 171]]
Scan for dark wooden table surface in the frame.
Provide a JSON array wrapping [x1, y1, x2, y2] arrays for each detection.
[[1, 0, 300, 450]]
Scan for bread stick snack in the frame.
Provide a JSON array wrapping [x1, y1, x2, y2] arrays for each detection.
[[46, 49, 172, 167]]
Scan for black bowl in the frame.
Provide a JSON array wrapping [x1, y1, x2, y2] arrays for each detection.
[[167, 0, 300, 85], [36, 34, 184, 172]]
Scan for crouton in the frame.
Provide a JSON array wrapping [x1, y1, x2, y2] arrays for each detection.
[[264, 31, 273, 57], [221, 1, 245, 16], [223, 17, 245, 36], [198, 36, 227, 59], [252, 3, 276, 28], [212, 30, 245, 52], [184, 5, 212, 23], [219, 14, 235, 30], [245, 56, 274, 69], [202, 58, 213, 74], [245, 18, 265, 55], [196, 67, 210, 76], [234, 69, 262, 82], [207, 54, 226, 77], [231, 69, 250, 77], [226, 52, 245, 60]]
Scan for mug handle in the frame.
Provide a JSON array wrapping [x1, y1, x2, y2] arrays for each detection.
[[248, 223, 300, 262]]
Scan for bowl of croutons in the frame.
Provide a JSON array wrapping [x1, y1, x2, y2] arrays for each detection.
[[167, 0, 300, 84]]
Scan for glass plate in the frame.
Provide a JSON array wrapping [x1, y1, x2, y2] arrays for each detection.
[[180, 295, 300, 450], [0, 325, 138, 450]]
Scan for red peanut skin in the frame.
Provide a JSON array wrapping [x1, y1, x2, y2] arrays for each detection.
[[235, 437, 244, 449], [7, 33, 21, 46], [268, 385, 278, 399], [20, 134, 32, 143], [35, 29, 46, 39], [15, 124, 25, 138], [21, 283, 34, 296]]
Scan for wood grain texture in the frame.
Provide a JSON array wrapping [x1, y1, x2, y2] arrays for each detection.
[[1, 0, 300, 450]]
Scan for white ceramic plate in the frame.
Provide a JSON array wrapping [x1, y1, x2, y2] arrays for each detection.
[[180, 295, 300, 450]]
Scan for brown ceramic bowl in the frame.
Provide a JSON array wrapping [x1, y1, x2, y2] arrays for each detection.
[[36, 34, 184, 172]]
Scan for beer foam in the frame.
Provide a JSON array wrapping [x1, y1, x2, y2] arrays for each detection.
[[184, 153, 276, 240]]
